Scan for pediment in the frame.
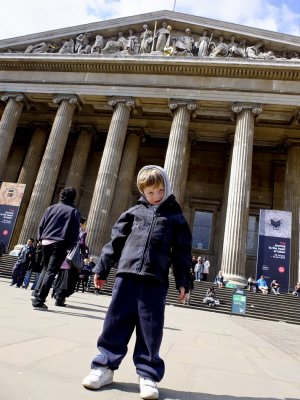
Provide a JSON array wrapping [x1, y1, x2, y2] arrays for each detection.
[[1, 10, 300, 61]]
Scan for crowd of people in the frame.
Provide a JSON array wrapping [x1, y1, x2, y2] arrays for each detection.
[[10, 238, 96, 302], [245, 275, 282, 295]]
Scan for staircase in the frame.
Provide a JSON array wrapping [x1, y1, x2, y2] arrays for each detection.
[[1, 253, 300, 325]]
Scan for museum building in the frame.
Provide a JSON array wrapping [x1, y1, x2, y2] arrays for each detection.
[[0, 10, 300, 286]]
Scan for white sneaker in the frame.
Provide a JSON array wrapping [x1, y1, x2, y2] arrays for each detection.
[[139, 376, 159, 399], [82, 367, 114, 390]]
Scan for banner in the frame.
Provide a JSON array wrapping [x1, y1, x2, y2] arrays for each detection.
[[256, 209, 292, 293], [0, 182, 26, 252]]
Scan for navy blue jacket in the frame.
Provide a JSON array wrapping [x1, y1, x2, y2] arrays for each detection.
[[38, 201, 80, 249], [94, 195, 192, 292]]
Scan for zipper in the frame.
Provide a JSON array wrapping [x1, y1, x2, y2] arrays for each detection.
[[138, 209, 157, 273]]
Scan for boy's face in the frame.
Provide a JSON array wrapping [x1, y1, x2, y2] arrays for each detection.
[[143, 183, 165, 205]]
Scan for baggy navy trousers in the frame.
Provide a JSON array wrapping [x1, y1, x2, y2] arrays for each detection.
[[91, 275, 167, 382]]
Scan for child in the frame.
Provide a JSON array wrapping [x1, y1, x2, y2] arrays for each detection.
[[82, 165, 192, 399], [215, 270, 224, 288]]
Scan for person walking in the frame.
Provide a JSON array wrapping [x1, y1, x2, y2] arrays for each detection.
[[31, 187, 80, 310], [23, 240, 43, 289], [81, 165, 192, 400], [52, 217, 88, 307], [10, 238, 35, 288]]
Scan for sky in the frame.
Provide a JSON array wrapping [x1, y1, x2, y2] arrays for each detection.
[[0, 0, 300, 41]]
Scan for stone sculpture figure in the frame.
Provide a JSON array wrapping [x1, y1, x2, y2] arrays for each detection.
[[209, 36, 228, 57], [246, 42, 276, 59], [124, 29, 139, 53], [75, 33, 90, 53], [228, 35, 246, 57], [140, 24, 153, 53], [154, 20, 171, 52], [174, 28, 194, 56], [102, 32, 127, 54], [197, 30, 210, 56], [58, 38, 75, 54], [91, 35, 105, 54], [24, 42, 54, 53]]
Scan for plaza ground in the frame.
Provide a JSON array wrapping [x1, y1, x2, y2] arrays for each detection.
[[0, 277, 299, 400]]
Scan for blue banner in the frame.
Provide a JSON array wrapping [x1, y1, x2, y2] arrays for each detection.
[[0, 205, 20, 251], [256, 210, 292, 293]]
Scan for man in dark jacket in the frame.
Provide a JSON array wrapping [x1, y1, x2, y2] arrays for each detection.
[[31, 187, 80, 310]]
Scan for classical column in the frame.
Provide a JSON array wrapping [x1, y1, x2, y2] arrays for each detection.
[[10, 124, 48, 248], [284, 140, 300, 285], [0, 93, 25, 178], [106, 129, 142, 241], [87, 97, 134, 254], [221, 103, 262, 284], [65, 126, 94, 202], [177, 137, 192, 206], [18, 95, 78, 243], [164, 99, 196, 200], [217, 142, 233, 270]]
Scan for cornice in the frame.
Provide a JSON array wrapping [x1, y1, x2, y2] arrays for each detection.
[[1, 54, 300, 81]]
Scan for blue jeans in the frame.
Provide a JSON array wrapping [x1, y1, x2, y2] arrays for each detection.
[[23, 271, 32, 288], [11, 262, 28, 287], [24, 271, 41, 289], [195, 270, 201, 281]]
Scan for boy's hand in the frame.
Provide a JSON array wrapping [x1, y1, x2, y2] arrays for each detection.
[[179, 286, 187, 303], [94, 274, 106, 289]]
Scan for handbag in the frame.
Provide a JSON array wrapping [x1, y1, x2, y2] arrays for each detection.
[[66, 242, 84, 271]]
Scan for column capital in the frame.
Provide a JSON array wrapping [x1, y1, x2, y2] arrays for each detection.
[[284, 138, 300, 148], [169, 99, 197, 112], [232, 102, 262, 115], [75, 125, 96, 135], [127, 127, 145, 137], [0, 92, 25, 103], [30, 122, 50, 132], [108, 96, 135, 110], [53, 94, 78, 106]]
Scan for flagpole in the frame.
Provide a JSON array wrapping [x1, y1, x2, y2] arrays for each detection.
[[173, 0, 176, 11]]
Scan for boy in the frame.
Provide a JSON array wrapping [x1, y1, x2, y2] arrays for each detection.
[[82, 165, 192, 399]]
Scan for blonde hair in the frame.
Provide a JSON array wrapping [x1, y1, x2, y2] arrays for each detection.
[[137, 168, 164, 193]]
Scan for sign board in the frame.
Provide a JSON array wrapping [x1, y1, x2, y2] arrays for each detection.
[[256, 209, 292, 293], [231, 288, 247, 315], [0, 182, 26, 251]]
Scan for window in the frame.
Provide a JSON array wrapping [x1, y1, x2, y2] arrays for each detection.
[[247, 215, 259, 256], [192, 210, 213, 250]]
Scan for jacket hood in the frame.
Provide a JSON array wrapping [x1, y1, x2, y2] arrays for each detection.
[[137, 165, 172, 205]]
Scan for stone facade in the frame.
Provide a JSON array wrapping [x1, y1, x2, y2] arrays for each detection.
[[0, 10, 300, 287]]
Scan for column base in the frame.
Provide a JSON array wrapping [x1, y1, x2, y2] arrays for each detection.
[[223, 274, 247, 289]]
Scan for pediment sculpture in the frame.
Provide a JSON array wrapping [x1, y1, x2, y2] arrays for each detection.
[[2, 20, 300, 61]]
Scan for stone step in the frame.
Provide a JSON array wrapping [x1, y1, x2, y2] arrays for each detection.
[[1, 254, 299, 325]]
